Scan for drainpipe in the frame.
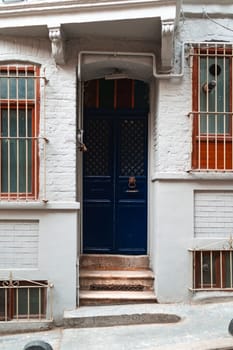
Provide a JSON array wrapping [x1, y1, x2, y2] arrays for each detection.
[[175, 0, 183, 29], [77, 47, 185, 82]]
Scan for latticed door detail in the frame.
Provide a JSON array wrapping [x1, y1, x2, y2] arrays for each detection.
[[119, 119, 146, 176], [84, 119, 111, 176]]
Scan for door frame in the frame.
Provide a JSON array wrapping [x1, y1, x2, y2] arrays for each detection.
[[77, 77, 155, 256]]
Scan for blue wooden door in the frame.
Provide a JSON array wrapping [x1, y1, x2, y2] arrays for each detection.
[[83, 79, 148, 255]]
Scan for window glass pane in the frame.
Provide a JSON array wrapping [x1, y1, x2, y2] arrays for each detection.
[[18, 71, 35, 99], [99, 79, 114, 108], [202, 253, 212, 285], [16, 288, 41, 316], [0, 288, 6, 320], [1, 109, 32, 193], [224, 252, 233, 288], [116, 79, 132, 108], [200, 56, 230, 134], [201, 252, 217, 286], [0, 71, 34, 99], [0, 77, 8, 99], [134, 80, 149, 109]]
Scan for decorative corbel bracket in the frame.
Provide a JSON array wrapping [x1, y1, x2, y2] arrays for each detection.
[[48, 25, 65, 65], [161, 20, 174, 69]]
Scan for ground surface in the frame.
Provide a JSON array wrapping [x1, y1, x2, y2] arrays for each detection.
[[1, 302, 233, 349]]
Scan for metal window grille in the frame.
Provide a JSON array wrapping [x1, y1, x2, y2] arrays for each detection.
[[0, 65, 48, 201], [190, 43, 233, 171], [0, 275, 53, 321], [190, 239, 233, 291]]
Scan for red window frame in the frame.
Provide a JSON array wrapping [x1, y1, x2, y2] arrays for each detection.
[[0, 65, 40, 199], [192, 48, 233, 170]]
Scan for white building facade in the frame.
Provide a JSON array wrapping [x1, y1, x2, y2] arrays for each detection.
[[0, 0, 233, 327]]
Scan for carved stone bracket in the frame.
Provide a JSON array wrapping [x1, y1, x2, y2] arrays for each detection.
[[48, 25, 65, 65], [161, 20, 174, 69]]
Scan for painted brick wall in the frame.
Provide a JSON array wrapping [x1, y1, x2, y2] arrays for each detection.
[[155, 70, 192, 173], [0, 36, 77, 202], [0, 220, 39, 268], [154, 17, 233, 174], [194, 191, 233, 238]]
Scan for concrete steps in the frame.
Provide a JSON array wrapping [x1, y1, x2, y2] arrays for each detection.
[[79, 291, 156, 305], [80, 269, 154, 291], [80, 254, 150, 270], [79, 254, 157, 306]]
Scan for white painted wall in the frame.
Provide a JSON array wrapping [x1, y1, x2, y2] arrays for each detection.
[[0, 209, 77, 324], [1, 1, 233, 322], [150, 16, 233, 302], [0, 31, 156, 324], [0, 36, 78, 324]]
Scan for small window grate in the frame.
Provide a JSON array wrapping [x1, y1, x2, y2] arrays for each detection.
[[0, 277, 53, 322], [190, 248, 233, 291]]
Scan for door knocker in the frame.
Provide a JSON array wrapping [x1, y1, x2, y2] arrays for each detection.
[[126, 176, 139, 193]]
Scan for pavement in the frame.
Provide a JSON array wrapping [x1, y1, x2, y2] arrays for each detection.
[[1, 301, 233, 350]]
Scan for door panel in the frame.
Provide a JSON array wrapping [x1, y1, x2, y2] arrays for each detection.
[[83, 202, 113, 251], [116, 203, 147, 254], [83, 112, 147, 254]]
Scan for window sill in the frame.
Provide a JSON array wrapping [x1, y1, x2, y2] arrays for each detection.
[[191, 291, 233, 304], [152, 171, 233, 181], [0, 201, 80, 210], [0, 319, 53, 334]]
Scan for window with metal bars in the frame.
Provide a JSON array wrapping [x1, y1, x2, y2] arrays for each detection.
[[0, 280, 48, 321], [192, 44, 233, 170], [191, 250, 233, 291], [0, 65, 40, 199]]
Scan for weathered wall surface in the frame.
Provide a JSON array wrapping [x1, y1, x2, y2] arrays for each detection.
[[1, 4, 233, 316], [0, 36, 78, 323], [0, 33, 156, 323], [151, 16, 233, 303]]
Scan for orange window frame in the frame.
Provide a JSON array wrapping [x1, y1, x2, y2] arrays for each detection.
[[192, 48, 233, 170], [0, 66, 40, 199]]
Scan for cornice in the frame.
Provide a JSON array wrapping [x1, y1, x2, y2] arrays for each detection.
[[0, 0, 177, 66], [0, 0, 176, 17]]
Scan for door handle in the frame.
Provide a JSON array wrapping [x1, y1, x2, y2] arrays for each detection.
[[126, 176, 139, 193]]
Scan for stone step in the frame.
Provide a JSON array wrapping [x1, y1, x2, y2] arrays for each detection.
[[80, 269, 154, 291], [80, 254, 150, 270], [79, 290, 157, 306], [64, 304, 181, 328]]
